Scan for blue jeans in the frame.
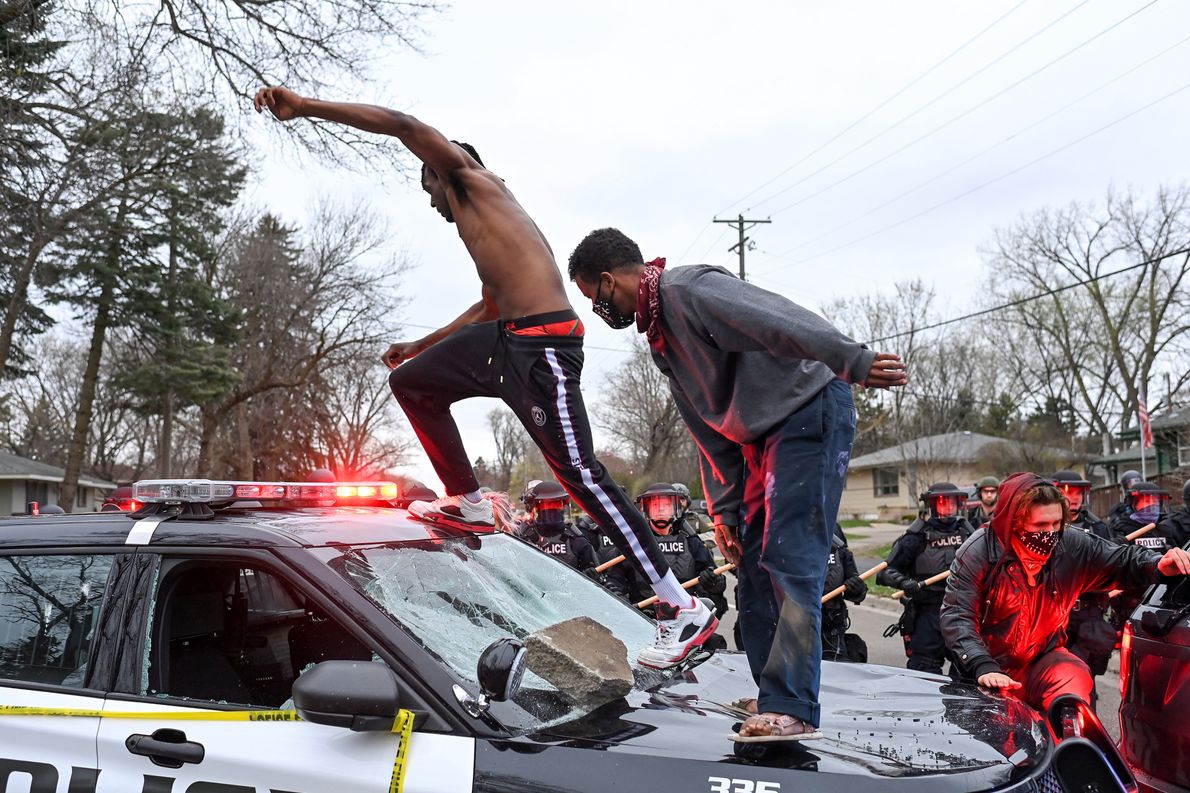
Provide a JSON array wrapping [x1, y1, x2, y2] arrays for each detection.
[[737, 379, 856, 726]]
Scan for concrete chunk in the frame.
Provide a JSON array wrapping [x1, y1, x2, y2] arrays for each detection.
[[524, 616, 633, 703]]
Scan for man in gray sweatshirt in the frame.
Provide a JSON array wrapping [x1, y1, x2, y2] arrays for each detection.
[[568, 228, 907, 741]]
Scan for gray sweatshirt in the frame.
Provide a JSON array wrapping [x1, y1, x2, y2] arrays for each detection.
[[649, 265, 876, 527]]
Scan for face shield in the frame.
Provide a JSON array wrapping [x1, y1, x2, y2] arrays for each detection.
[[929, 493, 964, 522], [1130, 491, 1170, 525], [641, 493, 679, 534], [1055, 482, 1089, 515], [531, 498, 568, 535]]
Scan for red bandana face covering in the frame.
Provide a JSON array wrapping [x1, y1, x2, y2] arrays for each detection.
[[635, 257, 666, 352]]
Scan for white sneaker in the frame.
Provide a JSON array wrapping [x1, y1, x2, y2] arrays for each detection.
[[408, 494, 495, 529], [637, 597, 719, 669]]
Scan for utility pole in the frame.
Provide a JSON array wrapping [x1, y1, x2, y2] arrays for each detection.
[[713, 213, 771, 280]]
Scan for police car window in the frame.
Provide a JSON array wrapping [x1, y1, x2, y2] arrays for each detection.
[[0, 554, 113, 688], [145, 563, 375, 707], [315, 533, 656, 731]]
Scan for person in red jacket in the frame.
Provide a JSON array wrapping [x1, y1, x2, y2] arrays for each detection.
[[941, 472, 1190, 711]]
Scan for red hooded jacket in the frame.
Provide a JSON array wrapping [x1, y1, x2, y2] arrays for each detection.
[[940, 472, 1162, 678]]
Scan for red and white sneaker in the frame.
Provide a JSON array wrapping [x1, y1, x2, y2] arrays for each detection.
[[637, 597, 719, 669], [408, 494, 495, 530]]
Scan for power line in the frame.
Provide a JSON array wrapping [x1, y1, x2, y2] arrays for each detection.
[[778, 77, 1190, 269], [676, 222, 713, 263], [762, 0, 1161, 218], [714, 0, 1034, 216], [692, 226, 731, 265], [863, 245, 1190, 345], [761, 29, 1190, 262], [741, 0, 1093, 212]]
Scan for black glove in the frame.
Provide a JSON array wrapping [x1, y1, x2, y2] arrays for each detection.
[[843, 575, 868, 604], [902, 579, 922, 597], [582, 567, 607, 586], [698, 568, 727, 594]]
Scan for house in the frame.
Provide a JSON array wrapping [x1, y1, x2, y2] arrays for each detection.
[[841, 431, 1078, 521], [1090, 404, 1190, 481], [0, 451, 117, 515]]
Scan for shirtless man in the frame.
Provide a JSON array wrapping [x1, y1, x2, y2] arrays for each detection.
[[253, 87, 718, 668]]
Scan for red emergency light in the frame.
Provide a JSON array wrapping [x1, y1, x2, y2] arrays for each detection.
[[132, 479, 401, 505]]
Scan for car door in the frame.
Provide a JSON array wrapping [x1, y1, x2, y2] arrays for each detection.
[[0, 552, 118, 792], [94, 553, 473, 793]]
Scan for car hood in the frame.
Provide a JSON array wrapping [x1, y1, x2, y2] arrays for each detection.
[[527, 652, 1051, 787]]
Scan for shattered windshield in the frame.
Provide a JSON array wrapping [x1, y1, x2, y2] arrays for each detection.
[[314, 533, 655, 730]]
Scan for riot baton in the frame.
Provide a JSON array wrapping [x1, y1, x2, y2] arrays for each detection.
[[822, 561, 887, 604], [637, 564, 736, 609], [1107, 523, 1158, 598], [594, 554, 625, 573]]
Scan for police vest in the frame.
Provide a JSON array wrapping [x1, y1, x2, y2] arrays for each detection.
[[913, 518, 973, 579], [595, 531, 620, 563], [654, 525, 699, 582], [536, 524, 584, 568], [822, 535, 848, 626]]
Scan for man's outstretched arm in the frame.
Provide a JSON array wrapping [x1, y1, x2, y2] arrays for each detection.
[[382, 289, 499, 369], [253, 86, 474, 178]]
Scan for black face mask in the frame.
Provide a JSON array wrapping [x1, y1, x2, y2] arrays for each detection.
[[593, 280, 635, 329], [1018, 528, 1061, 557]]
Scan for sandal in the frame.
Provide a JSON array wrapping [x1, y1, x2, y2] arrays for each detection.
[[730, 712, 824, 743]]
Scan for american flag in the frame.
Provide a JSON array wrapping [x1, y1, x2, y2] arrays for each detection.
[[1139, 389, 1154, 450]]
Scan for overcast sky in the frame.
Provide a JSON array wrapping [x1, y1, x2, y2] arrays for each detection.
[[245, 0, 1190, 488]]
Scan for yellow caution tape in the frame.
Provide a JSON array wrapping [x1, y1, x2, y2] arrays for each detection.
[[0, 705, 414, 793]]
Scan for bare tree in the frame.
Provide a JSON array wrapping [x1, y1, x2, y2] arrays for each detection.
[[194, 200, 405, 477], [486, 407, 530, 493], [593, 336, 698, 486], [983, 185, 1190, 447]]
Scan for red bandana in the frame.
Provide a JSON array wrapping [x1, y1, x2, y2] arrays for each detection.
[[635, 258, 666, 352]]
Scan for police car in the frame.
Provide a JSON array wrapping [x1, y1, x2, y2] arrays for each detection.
[[0, 478, 1126, 792]]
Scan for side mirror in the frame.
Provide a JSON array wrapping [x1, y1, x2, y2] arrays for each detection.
[[478, 637, 526, 702], [292, 660, 401, 732]]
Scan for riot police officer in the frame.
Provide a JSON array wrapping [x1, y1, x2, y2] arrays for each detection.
[[608, 483, 729, 619], [822, 525, 868, 662], [1159, 480, 1190, 548], [878, 482, 975, 675], [1108, 480, 1175, 552], [520, 480, 600, 574], [1106, 469, 1142, 525], [966, 476, 999, 527], [1052, 470, 1117, 692]]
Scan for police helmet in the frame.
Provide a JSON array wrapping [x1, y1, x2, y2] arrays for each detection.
[[921, 482, 965, 522], [523, 481, 569, 534], [308, 468, 336, 483], [1119, 469, 1142, 489], [1052, 470, 1090, 513], [638, 482, 682, 534], [402, 483, 439, 503], [975, 476, 1000, 490], [1129, 481, 1170, 519], [672, 483, 691, 515]]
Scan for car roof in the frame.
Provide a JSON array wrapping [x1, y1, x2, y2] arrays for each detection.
[[0, 506, 484, 550]]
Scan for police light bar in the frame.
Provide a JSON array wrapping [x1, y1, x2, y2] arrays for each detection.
[[132, 479, 399, 504]]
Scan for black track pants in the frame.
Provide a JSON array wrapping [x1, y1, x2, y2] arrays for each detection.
[[388, 313, 671, 583]]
